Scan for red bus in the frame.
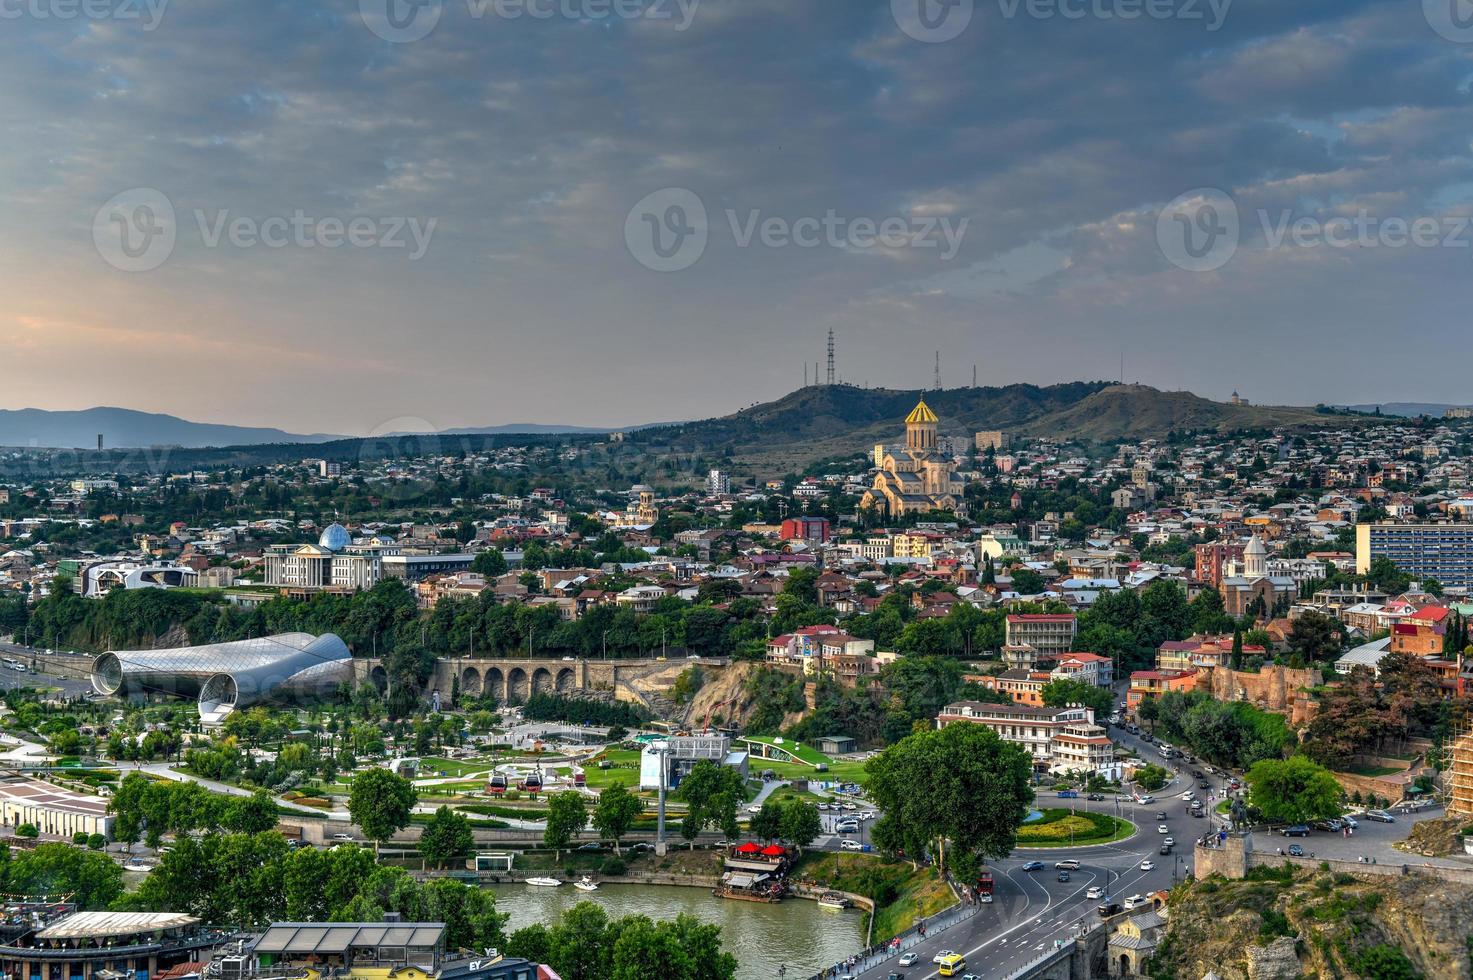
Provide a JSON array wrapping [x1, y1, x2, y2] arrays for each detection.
[[976, 871, 994, 903]]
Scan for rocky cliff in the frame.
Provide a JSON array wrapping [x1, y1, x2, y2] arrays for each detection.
[[1150, 866, 1473, 979]]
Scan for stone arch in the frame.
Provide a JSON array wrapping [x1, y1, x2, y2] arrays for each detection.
[[555, 667, 576, 694], [460, 666, 482, 697], [485, 666, 505, 703], [369, 665, 389, 693], [531, 667, 554, 696], [507, 667, 529, 703]]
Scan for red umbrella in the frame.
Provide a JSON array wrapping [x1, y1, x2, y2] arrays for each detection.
[[735, 842, 761, 853], [761, 844, 786, 856]]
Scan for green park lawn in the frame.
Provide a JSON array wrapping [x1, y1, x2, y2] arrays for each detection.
[[740, 735, 831, 766], [759, 758, 871, 786]]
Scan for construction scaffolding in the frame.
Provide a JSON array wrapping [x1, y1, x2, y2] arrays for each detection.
[[1449, 718, 1473, 819]]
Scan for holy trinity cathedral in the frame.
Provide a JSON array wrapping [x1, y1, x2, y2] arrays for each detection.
[[860, 398, 966, 516]]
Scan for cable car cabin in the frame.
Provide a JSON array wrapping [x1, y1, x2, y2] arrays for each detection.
[[488, 774, 508, 795], [520, 773, 544, 793]]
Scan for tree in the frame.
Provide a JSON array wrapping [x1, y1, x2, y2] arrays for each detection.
[[1135, 764, 1169, 792], [676, 761, 745, 841], [1245, 755, 1343, 825], [347, 767, 418, 853], [865, 722, 1033, 874], [1010, 569, 1045, 595], [1039, 678, 1112, 717], [544, 791, 589, 859], [223, 790, 280, 834], [1137, 696, 1160, 731], [749, 802, 783, 842], [592, 784, 643, 852], [778, 800, 822, 849], [419, 806, 474, 869], [1231, 628, 1244, 671], [1287, 611, 1341, 664], [6, 842, 123, 909], [472, 550, 508, 577]]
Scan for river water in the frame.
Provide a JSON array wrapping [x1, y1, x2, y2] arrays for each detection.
[[487, 882, 865, 979]]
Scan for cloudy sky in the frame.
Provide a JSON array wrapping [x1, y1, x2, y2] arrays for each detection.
[[2, 0, 1472, 434]]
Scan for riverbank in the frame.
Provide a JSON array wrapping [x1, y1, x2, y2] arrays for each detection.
[[792, 852, 955, 943]]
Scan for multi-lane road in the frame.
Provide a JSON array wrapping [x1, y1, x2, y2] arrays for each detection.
[[836, 719, 1238, 980]]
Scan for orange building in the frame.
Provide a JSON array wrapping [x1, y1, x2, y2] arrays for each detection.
[[1126, 668, 1200, 713]]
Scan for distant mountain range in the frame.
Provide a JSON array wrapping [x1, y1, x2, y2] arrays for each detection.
[[0, 407, 636, 450], [0, 384, 1379, 466], [1342, 403, 1471, 418]]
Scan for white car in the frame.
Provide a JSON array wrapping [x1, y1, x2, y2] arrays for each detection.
[[1180, 791, 1195, 801], [1139, 860, 1155, 871], [898, 954, 919, 967], [1085, 886, 1104, 899], [840, 839, 864, 851], [747, 805, 763, 813], [932, 950, 958, 964], [1157, 824, 1168, 834], [332, 833, 354, 842], [1124, 894, 1144, 910]]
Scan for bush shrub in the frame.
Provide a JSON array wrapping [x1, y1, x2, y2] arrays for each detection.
[[600, 856, 627, 876]]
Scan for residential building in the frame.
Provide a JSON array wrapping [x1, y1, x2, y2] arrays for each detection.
[[779, 516, 831, 543], [1126, 668, 1200, 712], [1004, 613, 1077, 658], [936, 702, 1117, 776], [706, 469, 730, 495], [1357, 522, 1473, 590]]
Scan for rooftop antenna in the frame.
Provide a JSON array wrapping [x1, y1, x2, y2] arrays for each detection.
[[804, 363, 808, 387], [972, 365, 977, 388], [827, 329, 836, 386], [934, 351, 941, 391]]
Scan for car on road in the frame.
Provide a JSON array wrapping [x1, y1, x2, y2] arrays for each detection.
[[1139, 860, 1155, 871], [1342, 815, 1359, 829], [1124, 894, 1145, 909], [1087, 793, 1104, 801], [1288, 844, 1305, 857], [1097, 902, 1122, 917], [331, 833, 354, 842], [1365, 810, 1397, 823], [835, 820, 860, 833], [1191, 769, 1204, 778], [1281, 824, 1310, 837], [1022, 860, 1044, 871], [1086, 886, 1104, 899], [1138, 795, 1155, 804], [1199, 781, 1210, 789], [932, 950, 958, 964], [1057, 870, 1071, 882], [1313, 819, 1344, 832], [886, 973, 904, 980], [1159, 843, 1172, 855], [1156, 811, 1168, 820], [898, 953, 919, 967], [1163, 837, 1175, 847], [840, 839, 864, 851], [1055, 859, 1081, 870], [1158, 824, 1168, 834], [1180, 791, 1195, 801], [576, 842, 604, 852]]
